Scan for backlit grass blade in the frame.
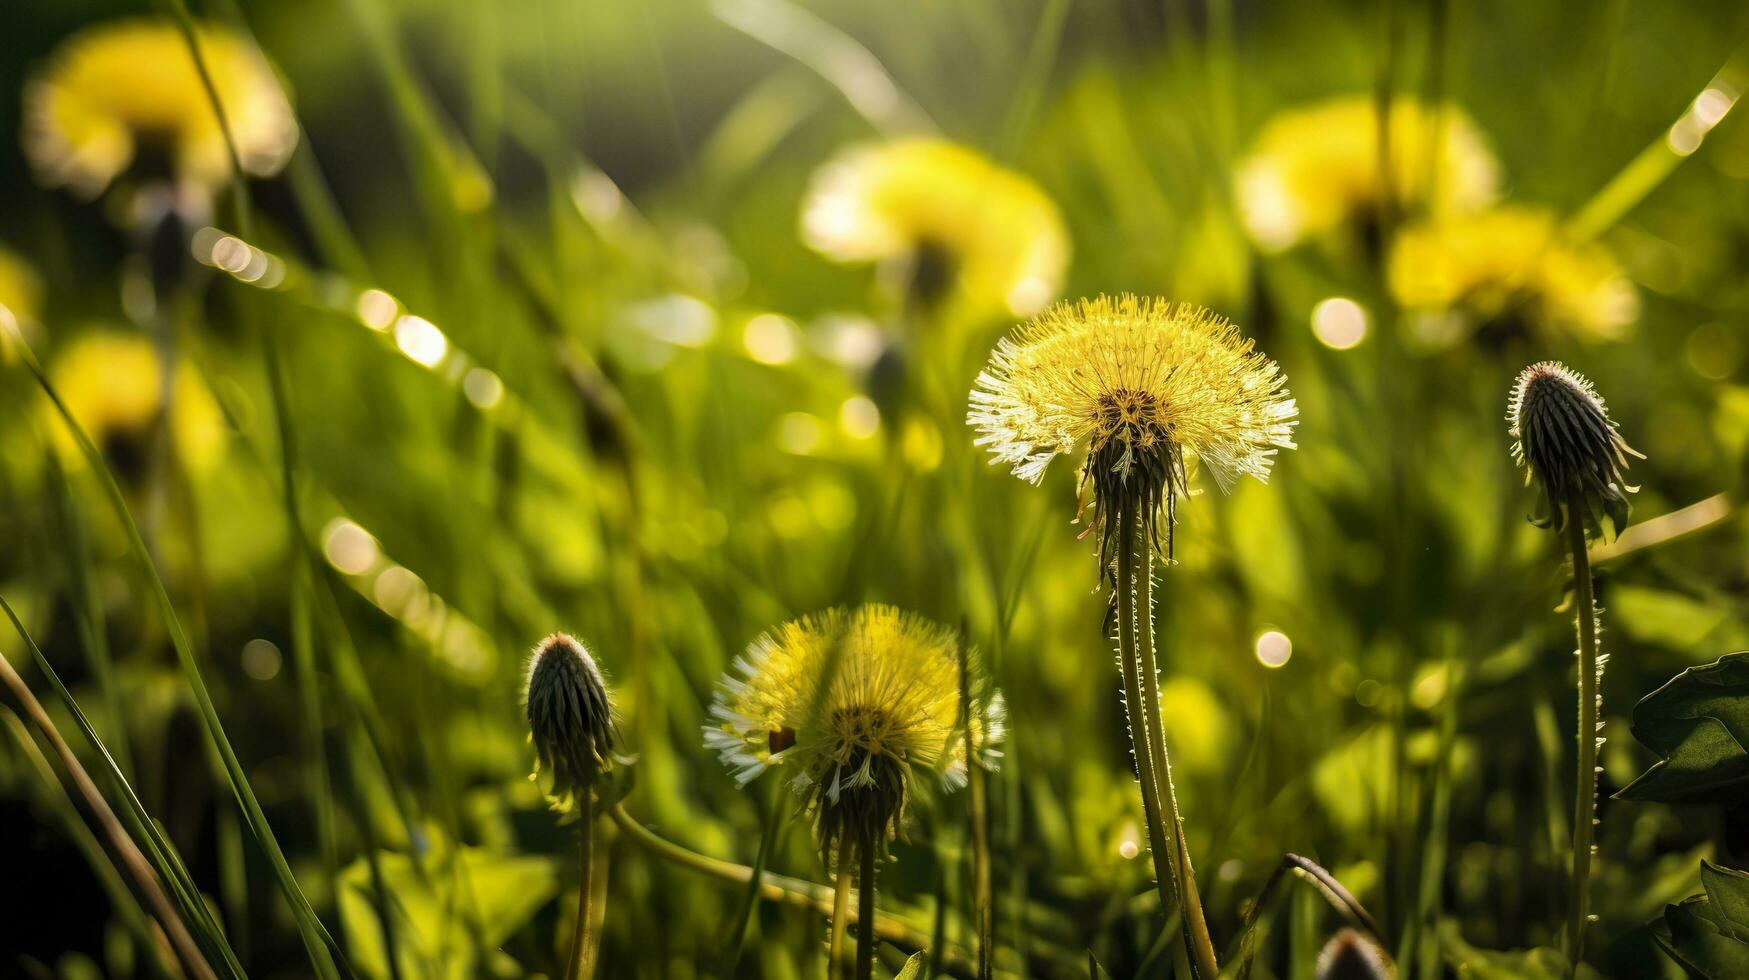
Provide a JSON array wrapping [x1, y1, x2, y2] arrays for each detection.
[[1, 595, 245, 980], [20, 345, 351, 979]]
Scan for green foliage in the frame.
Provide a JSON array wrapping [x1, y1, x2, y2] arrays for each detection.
[[1650, 864, 1749, 979], [1619, 652, 1749, 804]]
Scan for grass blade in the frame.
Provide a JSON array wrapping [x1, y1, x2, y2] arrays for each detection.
[[20, 343, 351, 978]]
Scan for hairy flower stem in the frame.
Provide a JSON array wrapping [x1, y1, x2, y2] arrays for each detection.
[[1134, 537, 1220, 978], [829, 839, 854, 980], [1113, 504, 1195, 972], [856, 829, 878, 980], [564, 795, 596, 980], [1564, 510, 1600, 969]]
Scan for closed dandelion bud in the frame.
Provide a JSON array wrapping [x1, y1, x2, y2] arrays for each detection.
[[1315, 929, 1394, 980], [1508, 361, 1642, 539], [705, 605, 1002, 862], [525, 633, 615, 813]]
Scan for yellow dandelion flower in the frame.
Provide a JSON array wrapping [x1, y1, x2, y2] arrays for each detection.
[[1235, 96, 1499, 252], [801, 138, 1070, 317], [45, 330, 227, 473], [968, 294, 1296, 566], [24, 18, 297, 198], [705, 604, 1003, 854], [1391, 206, 1639, 345], [0, 245, 43, 364]]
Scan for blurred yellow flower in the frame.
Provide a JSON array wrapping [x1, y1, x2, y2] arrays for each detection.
[[1236, 97, 1499, 252], [0, 246, 43, 364], [801, 138, 1069, 317], [1390, 206, 1638, 344], [45, 330, 226, 472], [705, 604, 1002, 853], [24, 18, 297, 197]]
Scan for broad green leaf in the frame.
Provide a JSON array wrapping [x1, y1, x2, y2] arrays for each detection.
[[1655, 896, 1749, 979], [339, 839, 558, 980], [1438, 922, 1601, 980], [892, 951, 925, 980], [1700, 862, 1749, 944], [1618, 652, 1749, 803]]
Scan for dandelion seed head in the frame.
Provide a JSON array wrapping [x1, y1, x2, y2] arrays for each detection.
[[1508, 361, 1643, 540], [704, 605, 1001, 857], [525, 633, 616, 813], [23, 19, 298, 198], [968, 294, 1297, 570]]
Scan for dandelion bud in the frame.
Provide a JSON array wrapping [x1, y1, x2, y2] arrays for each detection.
[[1508, 361, 1643, 539], [525, 633, 615, 812], [1315, 928, 1394, 980]]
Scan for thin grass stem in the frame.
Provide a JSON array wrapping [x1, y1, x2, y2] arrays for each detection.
[[0, 647, 216, 980]]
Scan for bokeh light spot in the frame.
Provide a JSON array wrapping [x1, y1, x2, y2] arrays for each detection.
[[743, 313, 800, 365], [394, 315, 448, 368], [1311, 297, 1368, 350], [241, 638, 283, 681], [1255, 629, 1292, 668]]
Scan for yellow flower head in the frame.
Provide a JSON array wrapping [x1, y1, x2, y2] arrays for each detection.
[[45, 330, 226, 473], [705, 605, 1003, 855], [0, 246, 43, 364], [969, 295, 1296, 560], [24, 19, 298, 197], [801, 138, 1070, 317], [1390, 206, 1638, 345], [1236, 97, 1499, 252]]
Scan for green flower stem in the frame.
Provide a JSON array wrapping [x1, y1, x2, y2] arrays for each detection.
[[1564, 510, 1601, 968], [1113, 505, 1193, 966], [604, 802, 954, 957], [829, 841, 854, 980], [1134, 541, 1221, 978], [564, 794, 596, 980], [856, 829, 878, 980]]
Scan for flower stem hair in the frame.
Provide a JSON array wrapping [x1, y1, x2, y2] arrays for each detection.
[[1508, 361, 1641, 970]]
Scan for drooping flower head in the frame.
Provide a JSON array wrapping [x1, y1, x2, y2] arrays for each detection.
[[1508, 361, 1643, 539], [1391, 206, 1638, 347], [24, 18, 297, 199], [801, 138, 1069, 317], [524, 633, 616, 813], [1236, 96, 1499, 253], [968, 295, 1297, 571], [705, 605, 1003, 859], [45, 330, 226, 474]]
